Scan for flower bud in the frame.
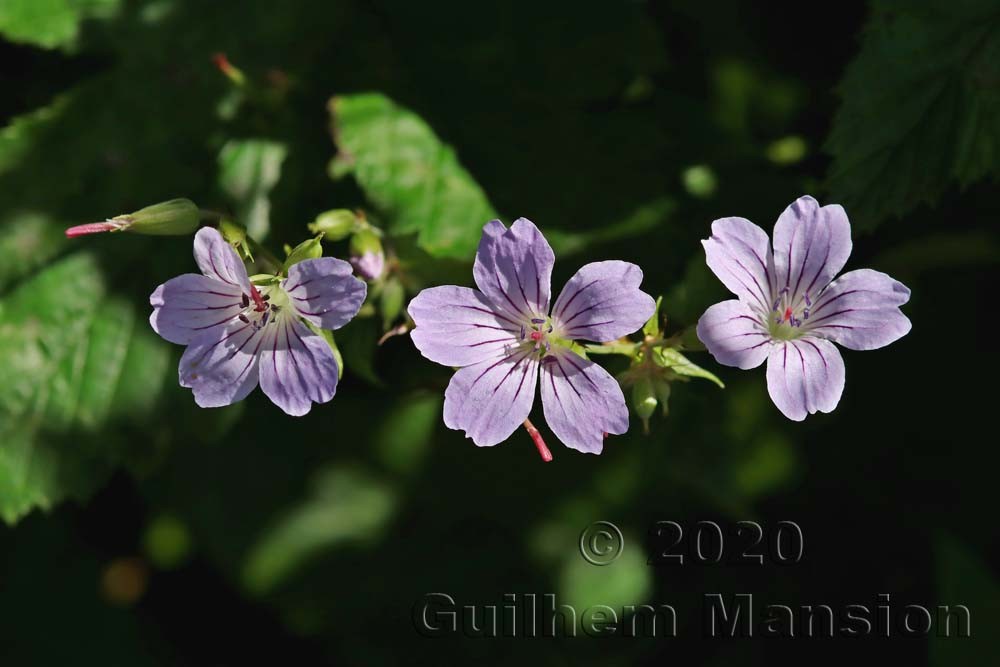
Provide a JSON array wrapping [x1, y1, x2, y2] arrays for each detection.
[[283, 235, 324, 270], [308, 209, 358, 241], [380, 277, 405, 329], [66, 199, 200, 238], [653, 379, 671, 417], [349, 229, 385, 281], [632, 377, 658, 432], [219, 219, 253, 260]]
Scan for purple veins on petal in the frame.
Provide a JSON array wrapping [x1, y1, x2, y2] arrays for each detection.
[[550, 260, 655, 342], [472, 218, 555, 320], [408, 285, 521, 367], [258, 315, 340, 416], [539, 349, 628, 455], [443, 351, 540, 447], [765, 338, 844, 421], [283, 256, 366, 330]]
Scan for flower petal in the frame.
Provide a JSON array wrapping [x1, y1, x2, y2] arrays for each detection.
[[539, 349, 629, 454], [766, 337, 845, 421], [550, 260, 656, 342], [259, 316, 339, 416], [772, 196, 852, 303], [472, 218, 554, 321], [150, 273, 244, 345], [194, 227, 252, 293], [702, 216, 775, 313], [805, 269, 911, 350], [696, 299, 772, 369], [283, 257, 367, 330], [442, 347, 539, 447], [179, 320, 265, 408], [408, 286, 521, 366]]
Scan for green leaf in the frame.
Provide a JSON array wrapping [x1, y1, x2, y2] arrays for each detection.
[[0, 252, 169, 524], [825, 1, 1000, 229], [0, 0, 120, 50], [654, 347, 725, 388], [373, 393, 442, 476], [218, 139, 288, 240], [241, 466, 396, 595], [329, 93, 497, 260]]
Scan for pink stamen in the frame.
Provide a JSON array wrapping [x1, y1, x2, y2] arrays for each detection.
[[249, 284, 267, 312], [523, 419, 553, 462]]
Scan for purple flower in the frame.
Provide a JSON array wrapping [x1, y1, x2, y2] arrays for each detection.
[[696, 196, 911, 421], [150, 228, 366, 416], [408, 218, 655, 454]]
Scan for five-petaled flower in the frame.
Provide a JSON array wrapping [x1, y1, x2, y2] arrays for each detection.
[[696, 195, 911, 421], [408, 218, 655, 453], [150, 228, 366, 416]]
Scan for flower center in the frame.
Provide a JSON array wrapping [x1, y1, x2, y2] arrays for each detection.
[[767, 286, 812, 340], [237, 284, 285, 330], [520, 317, 552, 354]]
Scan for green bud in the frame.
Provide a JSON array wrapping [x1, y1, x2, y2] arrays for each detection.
[[380, 277, 405, 329], [349, 229, 386, 280], [308, 209, 359, 240], [118, 199, 200, 235], [653, 379, 671, 417], [219, 219, 253, 260], [632, 377, 658, 428], [283, 234, 324, 270]]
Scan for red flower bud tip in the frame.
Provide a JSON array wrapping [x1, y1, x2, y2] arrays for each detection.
[[65, 221, 123, 238], [523, 419, 553, 463], [212, 52, 245, 85]]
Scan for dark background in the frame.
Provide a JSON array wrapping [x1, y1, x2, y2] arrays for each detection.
[[1, 0, 998, 664]]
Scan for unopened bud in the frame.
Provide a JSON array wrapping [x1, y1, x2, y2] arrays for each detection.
[[632, 377, 658, 424], [350, 229, 385, 280], [380, 277, 405, 329], [654, 379, 671, 417], [66, 199, 199, 238], [284, 235, 324, 270], [219, 219, 253, 260], [308, 209, 358, 240]]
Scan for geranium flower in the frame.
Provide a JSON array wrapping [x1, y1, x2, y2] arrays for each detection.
[[696, 196, 911, 421], [408, 218, 655, 454], [150, 228, 366, 416]]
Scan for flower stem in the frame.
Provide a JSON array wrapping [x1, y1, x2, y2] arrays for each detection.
[[246, 236, 284, 274], [523, 419, 552, 462]]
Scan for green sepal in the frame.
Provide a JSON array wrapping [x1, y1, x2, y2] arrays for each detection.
[[643, 296, 663, 338], [632, 377, 658, 433], [654, 347, 724, 388], [115, 198, 200, 236], [308, 209, 359, 241], [220, 219, 254, 261], [318, 329, 344, 379], [380, 277, 405, 330], [283, 234, 324, 271], [349, 228, 383, 257]]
